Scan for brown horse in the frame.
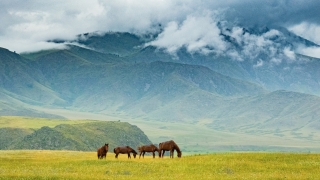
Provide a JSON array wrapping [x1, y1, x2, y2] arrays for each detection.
[[97, 143, 109, 159], [159, 140, 182, 158], [113, 146, 138, 159], [137, 144, 159, 158]]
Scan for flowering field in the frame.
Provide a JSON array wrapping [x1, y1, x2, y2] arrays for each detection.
[[1, 150, 320, 179]]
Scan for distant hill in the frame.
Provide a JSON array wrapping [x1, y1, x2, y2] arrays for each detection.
[[0, 117, 152, 151], [206, 90, 320, 132]]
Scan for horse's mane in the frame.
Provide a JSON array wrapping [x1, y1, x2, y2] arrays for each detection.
[[172, 141, 181, 153], [153, 144, 159, 150]]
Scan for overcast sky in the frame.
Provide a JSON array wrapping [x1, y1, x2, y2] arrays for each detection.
[[1, 0, 320, 58]]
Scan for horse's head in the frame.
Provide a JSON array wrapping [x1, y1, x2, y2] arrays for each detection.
[[177, 151, 182, 158], [133, 152, 137, 158], [104, 143, 109, 152]]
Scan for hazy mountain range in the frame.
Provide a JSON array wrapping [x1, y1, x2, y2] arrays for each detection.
[[1, 25, 320, 151]]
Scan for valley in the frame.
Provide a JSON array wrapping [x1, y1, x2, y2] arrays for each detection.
[[20, 107, 320, 153]]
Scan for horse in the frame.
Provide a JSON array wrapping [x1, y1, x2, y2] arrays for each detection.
[[137, 144, 159, 158], [159, 140, 182, 158], [97, 143, 109, 159], [113, 146, 138, 159]]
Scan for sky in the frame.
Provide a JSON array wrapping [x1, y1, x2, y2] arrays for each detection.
[[1, 0, 320, 58]]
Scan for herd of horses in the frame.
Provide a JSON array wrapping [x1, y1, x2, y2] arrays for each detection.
[[97, 140, 182, 159]]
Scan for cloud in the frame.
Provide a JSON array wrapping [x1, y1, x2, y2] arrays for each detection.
[[253, 59, 264, 68], [146, 12, 227, 55], [146, 12, 302, 67], [1, 0, 320, 53], [296, 46, 320, 59], [283, 47, 296, 61], [288, 22, 320, 45], [224, 27, 281, 60]]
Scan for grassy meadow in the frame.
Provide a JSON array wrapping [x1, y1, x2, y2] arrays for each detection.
[[1, 150, 320, 179]]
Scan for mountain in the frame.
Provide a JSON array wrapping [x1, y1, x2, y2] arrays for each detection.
[[0, 48, 66, 118], [1, 25, 320, 151], [124, 33, 320, 96], [20, 49, 267, 118], [207, 90, 320, 131]]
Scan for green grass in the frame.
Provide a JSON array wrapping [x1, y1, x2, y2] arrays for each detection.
[[0, 150, 320, 179]]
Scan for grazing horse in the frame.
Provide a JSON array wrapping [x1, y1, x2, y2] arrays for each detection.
[[97, 143, 109, 159], [159, 140, 182, 158], [138, 144, 159, 158], [113, 146, 138, 159]]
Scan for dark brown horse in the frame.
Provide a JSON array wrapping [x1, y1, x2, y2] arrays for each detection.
[[159, 140, 182, 158], [113, 146, 138, 159], [137, 144, 159, 158], [97, 143, 109, 159]]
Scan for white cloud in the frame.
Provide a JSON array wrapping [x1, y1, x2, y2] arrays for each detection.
[[270, 57, 282, 65], [1, 0, 320, 54], [147, 12, 228, 55], [1, 37, 67, 53], [288, 22, 320, 45], [253, 59, 264, 68], [296, 46, 320, 59], [283, 47, 296, 61], [223, 27, 283, 61], [262, 29, 280, 39]]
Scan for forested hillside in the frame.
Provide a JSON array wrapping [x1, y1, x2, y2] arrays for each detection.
[[0, 117, 152, 151]]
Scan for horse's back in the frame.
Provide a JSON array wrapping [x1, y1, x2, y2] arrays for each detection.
[[114, 146, 129, 153]]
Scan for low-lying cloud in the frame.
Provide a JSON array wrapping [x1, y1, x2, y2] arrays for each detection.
[[147, 12, 227, 55], [0, 0, 320, 58], [148, 13, 299, 63]]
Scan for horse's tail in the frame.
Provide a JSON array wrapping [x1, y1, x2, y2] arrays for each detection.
[[113, 148, 116, 153]]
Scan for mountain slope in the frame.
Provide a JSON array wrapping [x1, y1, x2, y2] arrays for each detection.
[[1, 119, 152, 151], [2, 43, 320, 127], [0, 47, 66, 105], [208, 90, 320, 135]]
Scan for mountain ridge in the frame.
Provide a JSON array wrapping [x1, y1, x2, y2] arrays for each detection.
[[1, 26, 320, 151]]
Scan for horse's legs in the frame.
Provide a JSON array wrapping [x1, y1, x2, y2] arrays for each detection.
[[161, 150, 165, 158], [128, 153, 131, 159], [142, 152, 145, 158], [139, 152, 142, 159], [152, 151, 155, 158], [170, 150, 173, 158], [115, 153, 118, 158]]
